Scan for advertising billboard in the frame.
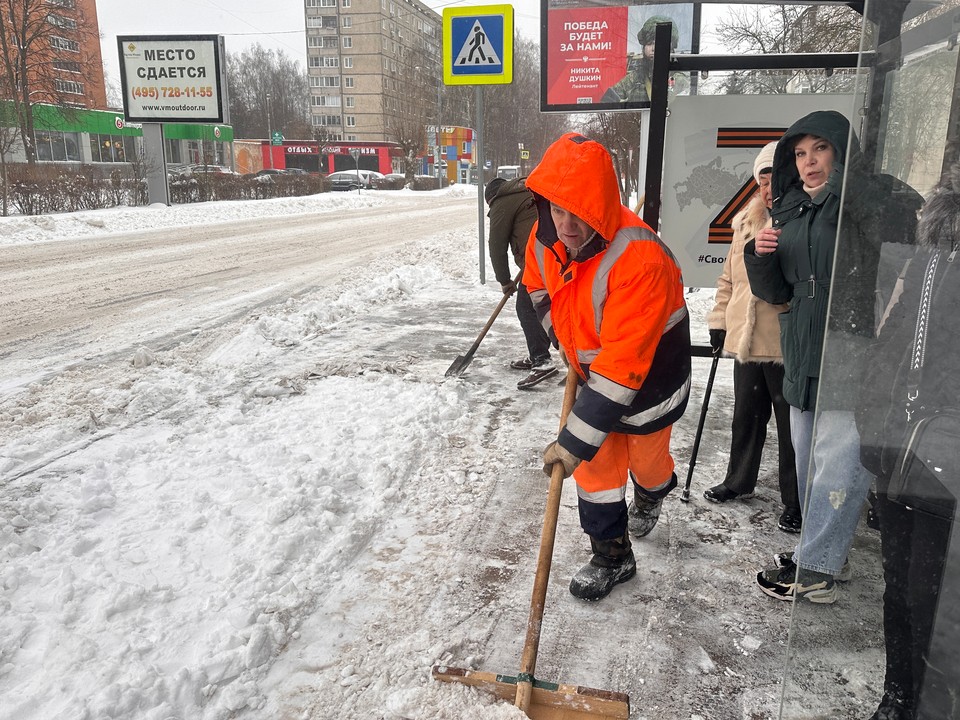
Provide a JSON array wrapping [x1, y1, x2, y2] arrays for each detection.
[[117, 35, 227, 124], [540, 1, 694, 112], [660, 94, 859, 289]]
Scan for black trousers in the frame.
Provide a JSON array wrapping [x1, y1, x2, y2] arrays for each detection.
[[516, 282, 551, 364], [876, 491, 954, 718], [722, 361, 799, 510]]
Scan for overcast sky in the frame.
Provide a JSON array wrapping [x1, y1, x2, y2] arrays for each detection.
[[95, 0, 543, 85]]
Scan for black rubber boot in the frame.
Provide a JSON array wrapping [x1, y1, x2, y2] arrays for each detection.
[[569, 532, 636, 601], [865, 681, 915, 720], [627, 474, 677, 538]]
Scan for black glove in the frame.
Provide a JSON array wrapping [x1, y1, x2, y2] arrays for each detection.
[[709, 329, 726, 355], [500, 280, 517, 296]]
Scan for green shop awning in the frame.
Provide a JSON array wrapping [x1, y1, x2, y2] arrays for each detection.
[[3, 102, 233, 142]]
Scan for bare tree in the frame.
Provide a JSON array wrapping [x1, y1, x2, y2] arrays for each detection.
[[471, 35, 571, 174], [312, 125, 337, 172], [226, 45, 309, 139], [388, 114, 427, 178], [580, 111, 643, 205], [389, 35, 569, 180], [387, 62, 433, 178], [713, 4, 863, 94], [0, 0, 100, 163], [0, 104, 20, 215]]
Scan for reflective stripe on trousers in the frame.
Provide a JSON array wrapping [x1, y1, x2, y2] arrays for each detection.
[[572, 426, 675, 539]]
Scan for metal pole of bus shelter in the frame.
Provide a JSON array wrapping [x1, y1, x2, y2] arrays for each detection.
[[641, 22, 672, 231]]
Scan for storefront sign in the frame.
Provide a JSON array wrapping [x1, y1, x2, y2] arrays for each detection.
[[328, 146, 377, 155]]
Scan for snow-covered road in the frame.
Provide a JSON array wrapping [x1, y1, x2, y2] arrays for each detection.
[[0, 193, 476, 397]]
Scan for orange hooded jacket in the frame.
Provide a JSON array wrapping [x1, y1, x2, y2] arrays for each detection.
[[523, 133, 691, 462]]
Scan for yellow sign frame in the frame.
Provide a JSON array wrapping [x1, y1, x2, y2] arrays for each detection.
[[442, 5, 513, 86]]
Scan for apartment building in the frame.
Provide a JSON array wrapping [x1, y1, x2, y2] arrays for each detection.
[[0, 0, 107, 110], [304, 0, 442, 142], [51, 0, 107, 109]]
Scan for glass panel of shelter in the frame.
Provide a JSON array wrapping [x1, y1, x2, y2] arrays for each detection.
[[780, 2, 960, 718]]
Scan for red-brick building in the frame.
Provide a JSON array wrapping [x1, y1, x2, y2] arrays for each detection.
[[0, 0, 107, 110]]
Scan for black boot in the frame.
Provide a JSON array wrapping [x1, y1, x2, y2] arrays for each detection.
[[569, 532, 636, 601], [627, 474, 676, 538], [868, 684, 914, 720]]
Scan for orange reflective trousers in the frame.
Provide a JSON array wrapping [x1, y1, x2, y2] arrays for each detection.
[[573, 426, 675, 501]]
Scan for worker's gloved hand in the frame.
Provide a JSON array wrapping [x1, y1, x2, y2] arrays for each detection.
[[709, 329, 726, 355], [501, 281, 517, 296], [542, 441, 581, 478]]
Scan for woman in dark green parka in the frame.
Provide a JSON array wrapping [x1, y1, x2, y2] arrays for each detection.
[[744, 110, 922, 604]]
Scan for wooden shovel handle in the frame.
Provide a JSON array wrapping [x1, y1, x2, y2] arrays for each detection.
[[473, 268, 524, 346], [515, 366, 579, 712]]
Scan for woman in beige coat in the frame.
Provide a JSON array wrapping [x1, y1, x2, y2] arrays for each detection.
[[704, 142, 801, 533]]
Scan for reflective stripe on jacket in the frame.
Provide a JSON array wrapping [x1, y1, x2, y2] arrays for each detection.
[[522, 133, 691, 462]]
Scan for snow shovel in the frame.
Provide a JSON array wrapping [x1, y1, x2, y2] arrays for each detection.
[[680, 345, 720, 502], [445, 270, 524, 377], [433, 367, 631, 719]]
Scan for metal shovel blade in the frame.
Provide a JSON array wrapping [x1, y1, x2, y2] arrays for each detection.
[[432, 666, 630, 719], [444, 270, 522, 378], [444, 353, 471, 377]]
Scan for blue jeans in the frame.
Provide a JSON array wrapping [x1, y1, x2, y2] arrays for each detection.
[[790, 408, 873, 576]]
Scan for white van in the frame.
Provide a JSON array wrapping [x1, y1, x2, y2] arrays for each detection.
[[496, 165, 521, 180]]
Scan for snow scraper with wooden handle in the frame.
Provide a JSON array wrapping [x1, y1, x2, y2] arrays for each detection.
[[445, 270, 523, 377], [433, 367, 630, 719]]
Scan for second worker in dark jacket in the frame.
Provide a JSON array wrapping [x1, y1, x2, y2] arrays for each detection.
[[485, 177, 555, 389]]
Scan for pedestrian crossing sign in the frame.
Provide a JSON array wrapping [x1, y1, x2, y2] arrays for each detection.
[[443, 5, 513, 85]]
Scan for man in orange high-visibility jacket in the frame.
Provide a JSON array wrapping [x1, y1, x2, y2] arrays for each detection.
[[524, 133, 691, 601]]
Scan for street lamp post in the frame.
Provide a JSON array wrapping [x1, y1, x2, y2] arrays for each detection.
[[266, 93, 273, 170], [435, 71, 443, 181]]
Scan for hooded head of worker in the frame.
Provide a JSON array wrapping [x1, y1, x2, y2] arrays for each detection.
[[525, 133, 624, 255], [483, 177, 506, 206]]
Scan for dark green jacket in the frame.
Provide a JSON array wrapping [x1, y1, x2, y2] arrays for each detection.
[[487, 178, 537, 285], [744, 110, 921, 411]]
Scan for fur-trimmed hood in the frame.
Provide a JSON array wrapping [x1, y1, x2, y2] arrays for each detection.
[[707, 194, 787, 364]]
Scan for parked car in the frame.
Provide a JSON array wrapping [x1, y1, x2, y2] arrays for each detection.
[[326, 170, 384, 191], [373, 173, 442, 190], [189, 164, 239, 176], [167, 163, 191, 180], [372, 173, 408, 190], [281, 168, 311, 176], [248, 168, 283, 183]]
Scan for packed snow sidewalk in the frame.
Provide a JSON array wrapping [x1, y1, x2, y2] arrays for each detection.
[[0, 190, 885, 719]]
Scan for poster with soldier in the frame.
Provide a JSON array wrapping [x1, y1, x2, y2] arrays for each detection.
[[540, 1, 694, 112]]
